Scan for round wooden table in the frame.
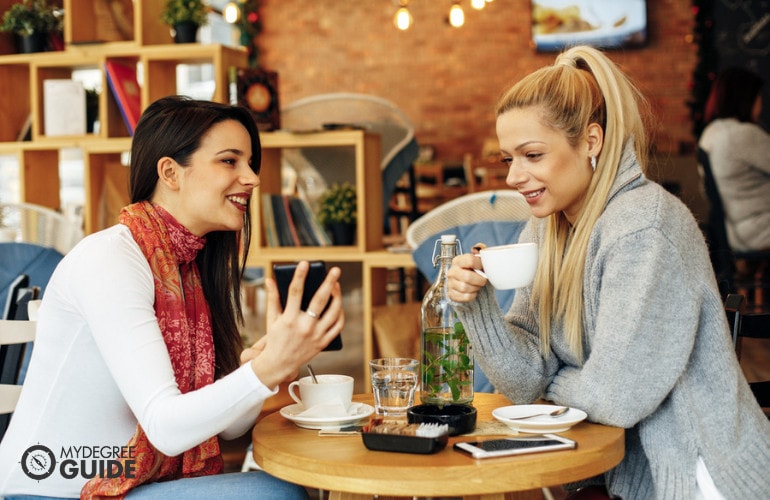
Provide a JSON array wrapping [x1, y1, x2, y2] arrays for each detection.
[[252, 393, 624, 500]]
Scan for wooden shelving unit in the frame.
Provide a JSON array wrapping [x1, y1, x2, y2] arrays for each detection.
[[0, 0, 416, 386], [0, 0, 249, 232]]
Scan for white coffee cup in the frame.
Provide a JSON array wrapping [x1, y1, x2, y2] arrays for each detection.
[[288, 374, 354, 411], [476, 242, 538, 290]]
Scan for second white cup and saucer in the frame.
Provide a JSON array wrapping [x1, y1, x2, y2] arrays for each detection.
[[280, 374, 374, 430]]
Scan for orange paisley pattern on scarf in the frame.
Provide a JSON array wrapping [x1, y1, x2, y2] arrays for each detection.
[[81, 201, 222, 499]]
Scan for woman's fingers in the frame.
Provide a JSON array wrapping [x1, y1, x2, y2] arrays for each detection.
[[305, 266, 342, 321], [447, 253, 487, 303], [284, 261, 310, 314]]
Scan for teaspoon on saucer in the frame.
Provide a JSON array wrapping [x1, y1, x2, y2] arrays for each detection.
[[504, 406, 569, 421]]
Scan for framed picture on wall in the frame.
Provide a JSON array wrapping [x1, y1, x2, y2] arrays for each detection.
[[531, 0, 647, 52], [237, 68, 281, 131]]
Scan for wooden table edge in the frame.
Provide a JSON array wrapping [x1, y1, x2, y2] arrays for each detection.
[[252, 393, 625, 497]]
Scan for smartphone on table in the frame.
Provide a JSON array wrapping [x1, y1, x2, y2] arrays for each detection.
[[273, 261, 343, 351], [453, 434, 576, 459]]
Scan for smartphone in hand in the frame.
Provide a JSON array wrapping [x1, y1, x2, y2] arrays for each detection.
[[273, 261, 343, 351]]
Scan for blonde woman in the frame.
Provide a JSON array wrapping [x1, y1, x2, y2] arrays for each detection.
[[447, 46, 770, 499]]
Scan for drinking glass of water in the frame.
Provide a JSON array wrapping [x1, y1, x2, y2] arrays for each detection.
[[369, 358, 419, 416]]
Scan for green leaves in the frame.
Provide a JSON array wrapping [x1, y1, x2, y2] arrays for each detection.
[[317, 182, 357, 225], [161, 0, 209, 27], [0, 0, 59, 37], [421, 323, 473, 403]]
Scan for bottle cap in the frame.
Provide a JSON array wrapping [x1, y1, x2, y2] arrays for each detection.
[[440, 234, 457, 243]]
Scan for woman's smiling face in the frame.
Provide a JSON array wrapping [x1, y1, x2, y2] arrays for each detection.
[[497, 105, 594, 224], [170, 119, 259, 236]]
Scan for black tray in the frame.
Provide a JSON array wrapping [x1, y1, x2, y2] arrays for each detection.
[[361, 432, 448, 454]]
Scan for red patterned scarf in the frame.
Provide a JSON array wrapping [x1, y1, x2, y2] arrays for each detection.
[[81, 201, 223, 499]]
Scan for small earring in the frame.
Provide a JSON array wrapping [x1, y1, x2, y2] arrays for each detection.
[[590, 156, 597, 171]]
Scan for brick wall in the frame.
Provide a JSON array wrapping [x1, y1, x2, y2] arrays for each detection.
[[257, 0, 697, 161]]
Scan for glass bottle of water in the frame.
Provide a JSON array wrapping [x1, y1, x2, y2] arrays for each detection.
[[420, 234, 474, 406]]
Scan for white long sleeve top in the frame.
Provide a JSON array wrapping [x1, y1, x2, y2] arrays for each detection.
[[0, 224, 276, 498], [699, 118, 770, 250]]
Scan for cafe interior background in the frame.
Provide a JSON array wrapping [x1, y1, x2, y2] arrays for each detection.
[[2, 0, 769, 473]]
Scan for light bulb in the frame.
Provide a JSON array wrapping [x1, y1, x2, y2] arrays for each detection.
[[471, 0, 485, 9], [223, 2, 240, 24], [394, 6, 413, 30], [449, 4, 465, 27]]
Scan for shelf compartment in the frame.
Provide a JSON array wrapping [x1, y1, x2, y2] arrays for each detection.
[[31, 53, 101, 140], [252, 130, 382, 256], [142, 44, 248, 104], [82, 139, 132, 234], [63, 0, 169, 47], [0, 62, 31, 142]]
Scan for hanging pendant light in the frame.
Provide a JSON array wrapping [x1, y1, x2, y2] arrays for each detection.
[[223, 2, 240, 24], [394, 0, 413, 31], [471, 0, 486, 10], [449, 1, 465, 28]]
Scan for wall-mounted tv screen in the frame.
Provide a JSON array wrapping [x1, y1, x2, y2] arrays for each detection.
[[531, 0, 647, 52]]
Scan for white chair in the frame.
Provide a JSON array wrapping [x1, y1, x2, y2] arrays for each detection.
[[0, 202, 84, 255], [406, 190, 531, 250], [0, 318, 37, 440]]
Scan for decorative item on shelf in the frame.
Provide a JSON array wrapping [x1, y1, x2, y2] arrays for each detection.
[[235, 67, 280, 131], [85, 88, 99, 134], [160, 0, 209, 43], [317, 182, 357, 246], [0, 0, 62, 54]]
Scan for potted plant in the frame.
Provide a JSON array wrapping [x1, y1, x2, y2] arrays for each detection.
[[317, 182, 357, 245], [0, 0, 60, 53], [161, 0, 209, 43]]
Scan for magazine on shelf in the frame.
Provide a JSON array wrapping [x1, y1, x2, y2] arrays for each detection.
[[105, 60, 141, 135]]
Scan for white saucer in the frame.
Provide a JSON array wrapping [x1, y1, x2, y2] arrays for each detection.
[[280, 402, 374, 430], [492, 405, 587, 434]]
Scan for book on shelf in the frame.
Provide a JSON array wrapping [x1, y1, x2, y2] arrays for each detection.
[[293, 196, 332, 246], [16, 113, 32, 141], [268, 194, 295, 247], [105, 59, 141, 135], [261, 194, 330, 247], [261, 193, 278, 247], [282, 195, 302, 246]]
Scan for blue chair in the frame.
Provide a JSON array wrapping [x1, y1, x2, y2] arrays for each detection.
[[406, 190, 532, 392], [0, 242, 63, 311]]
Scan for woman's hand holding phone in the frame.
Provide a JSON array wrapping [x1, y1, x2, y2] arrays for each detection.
[[243, 261, 345, 389]]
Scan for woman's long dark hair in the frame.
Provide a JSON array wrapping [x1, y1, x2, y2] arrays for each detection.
[[129, 96, 261, 378], [704, 67, 763, 124]]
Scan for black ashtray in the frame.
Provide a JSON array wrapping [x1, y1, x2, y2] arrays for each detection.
[[361, 432, 448, 454], [407, 404, 477, 436]]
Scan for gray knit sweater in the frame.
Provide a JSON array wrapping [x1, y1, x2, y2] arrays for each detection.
[[453, 144, 770, 499]]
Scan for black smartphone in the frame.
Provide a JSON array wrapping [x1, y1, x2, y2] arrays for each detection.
[[272, 261, 342, 351], [453, 434, 576, 459]]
